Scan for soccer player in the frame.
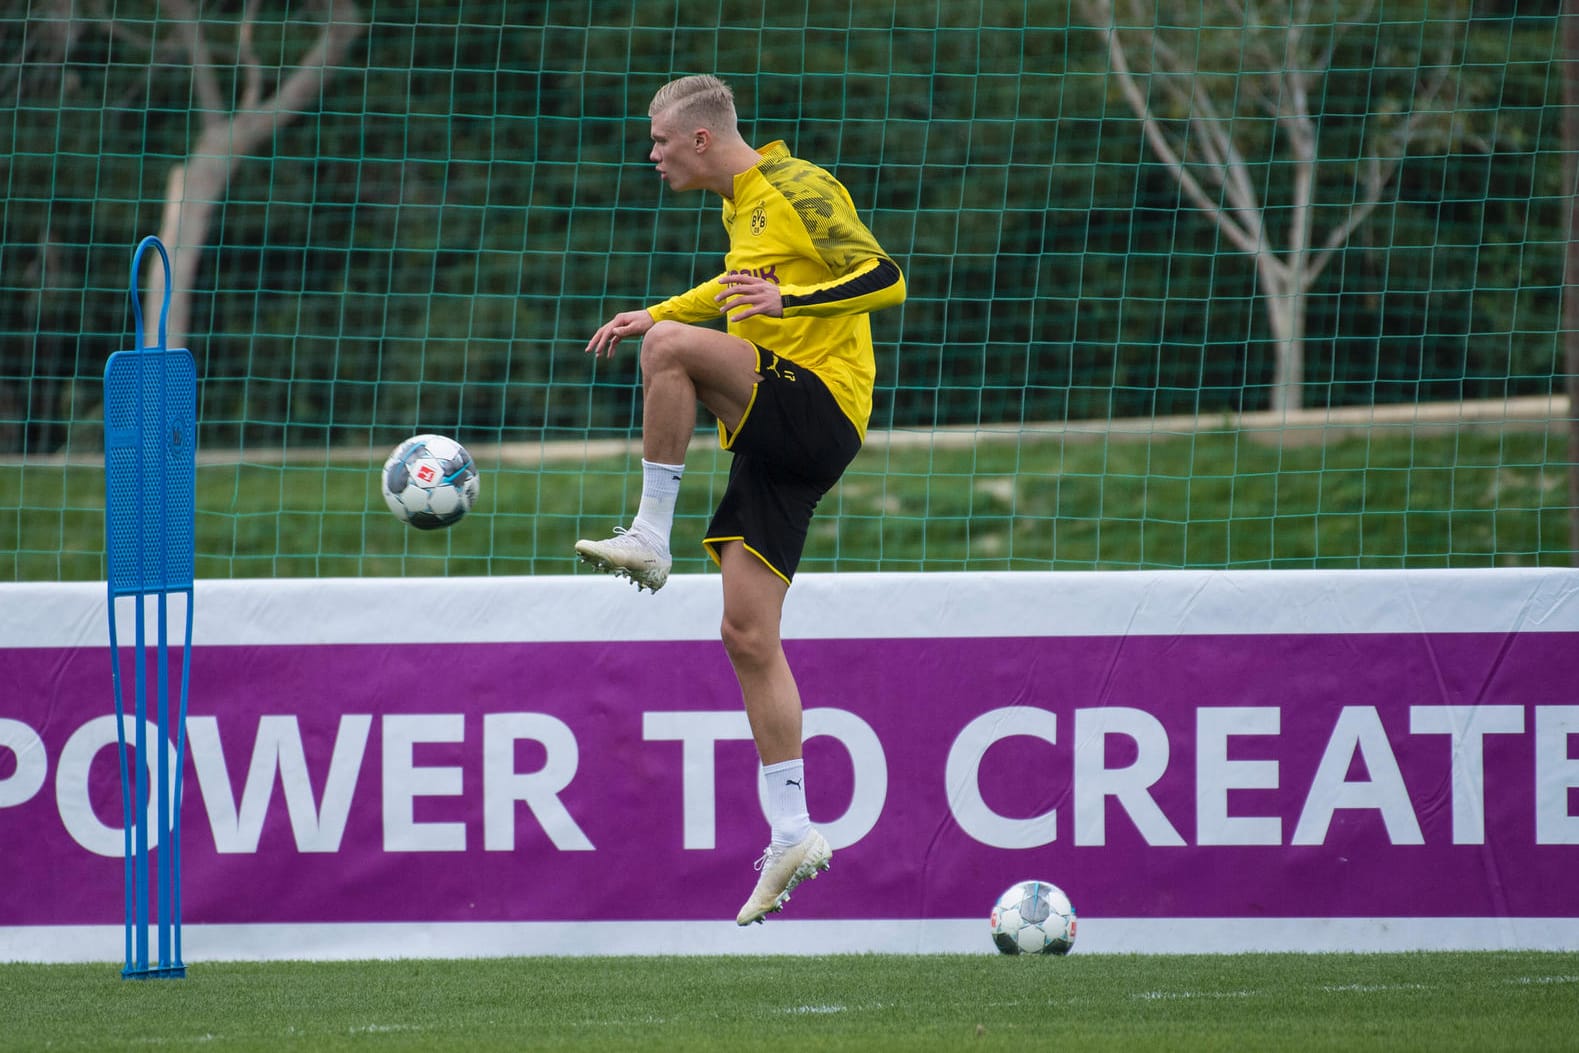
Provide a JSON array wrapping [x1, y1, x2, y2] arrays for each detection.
[[577, 74, 906, 925]]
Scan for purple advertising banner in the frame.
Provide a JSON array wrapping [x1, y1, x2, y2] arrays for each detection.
[[2, 571, 1577, 958]]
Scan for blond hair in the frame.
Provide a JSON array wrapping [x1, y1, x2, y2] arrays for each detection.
[[648, 74, 738, 131]]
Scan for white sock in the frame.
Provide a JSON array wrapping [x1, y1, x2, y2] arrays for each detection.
[[762, 759, 811, 846], [630, 459, 684, 548]]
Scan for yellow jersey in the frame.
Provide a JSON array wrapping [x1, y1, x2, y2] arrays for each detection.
[[645, 141, 906, 439]]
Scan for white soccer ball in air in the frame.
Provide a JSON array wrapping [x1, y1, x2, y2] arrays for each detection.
[[381, 434, 480, 530], [990, 880, 1076, 956]]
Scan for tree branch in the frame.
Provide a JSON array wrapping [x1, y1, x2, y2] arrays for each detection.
[[1095, 4, 1273, 261], [164, 0, 225, 122], [149, 0, 367, 349], [238, 0, 265, 110]]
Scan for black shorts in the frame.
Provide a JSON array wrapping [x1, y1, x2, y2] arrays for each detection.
[[702, 347, 862, 583]]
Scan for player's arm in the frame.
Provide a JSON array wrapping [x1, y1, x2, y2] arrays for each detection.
[[646, 278, 729, 324], [778, 255, 905, 318], [587, 274, 737, 357], [714, 256, 904, 323], [776, 175, 907, 318]]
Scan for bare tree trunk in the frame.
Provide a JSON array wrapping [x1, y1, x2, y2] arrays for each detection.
[[143, 1, 365, 350], [153, 149, 235, 350], [1272, 56, 1318, 415], [1263, 285, 1308, 416]]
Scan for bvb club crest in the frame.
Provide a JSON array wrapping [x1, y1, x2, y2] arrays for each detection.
[[750, 205, 767, 235]]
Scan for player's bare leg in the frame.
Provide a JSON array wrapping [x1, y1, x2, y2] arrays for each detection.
[[720, 541, 831, 924], [723, 543, 808, 767], [638, 321, 759, 460], [575, 322, 758, 591], [718, 541, 799, 762]]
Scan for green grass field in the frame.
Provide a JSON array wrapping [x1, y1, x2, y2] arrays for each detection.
[[3, 952, 1575, 1051], [3, 427, 1571, 580]]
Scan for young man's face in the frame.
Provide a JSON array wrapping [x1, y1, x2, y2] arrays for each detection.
[[648, 108, 705, 193]]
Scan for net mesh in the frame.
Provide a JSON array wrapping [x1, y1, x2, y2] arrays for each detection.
[[1, 1, 1571, 580]]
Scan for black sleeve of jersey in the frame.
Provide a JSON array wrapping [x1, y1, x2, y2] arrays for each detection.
[[781, 257, 904, 314]]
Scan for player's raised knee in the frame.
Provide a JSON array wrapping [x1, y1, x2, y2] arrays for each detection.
[[638, 320, 691, 365]]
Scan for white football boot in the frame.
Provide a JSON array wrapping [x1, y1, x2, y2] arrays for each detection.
[[735, 829, 832, 925], [574, 527, 672, 593]]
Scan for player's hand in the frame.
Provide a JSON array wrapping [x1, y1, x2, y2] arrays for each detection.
[[715, 272, 783, 322], [586, 310, 655, 359]]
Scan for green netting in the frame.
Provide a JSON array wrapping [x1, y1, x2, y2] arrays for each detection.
[[1, 0, 1572, 580]]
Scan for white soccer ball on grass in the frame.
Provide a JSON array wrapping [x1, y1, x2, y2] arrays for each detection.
[[990, 879, 1076, 956]]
